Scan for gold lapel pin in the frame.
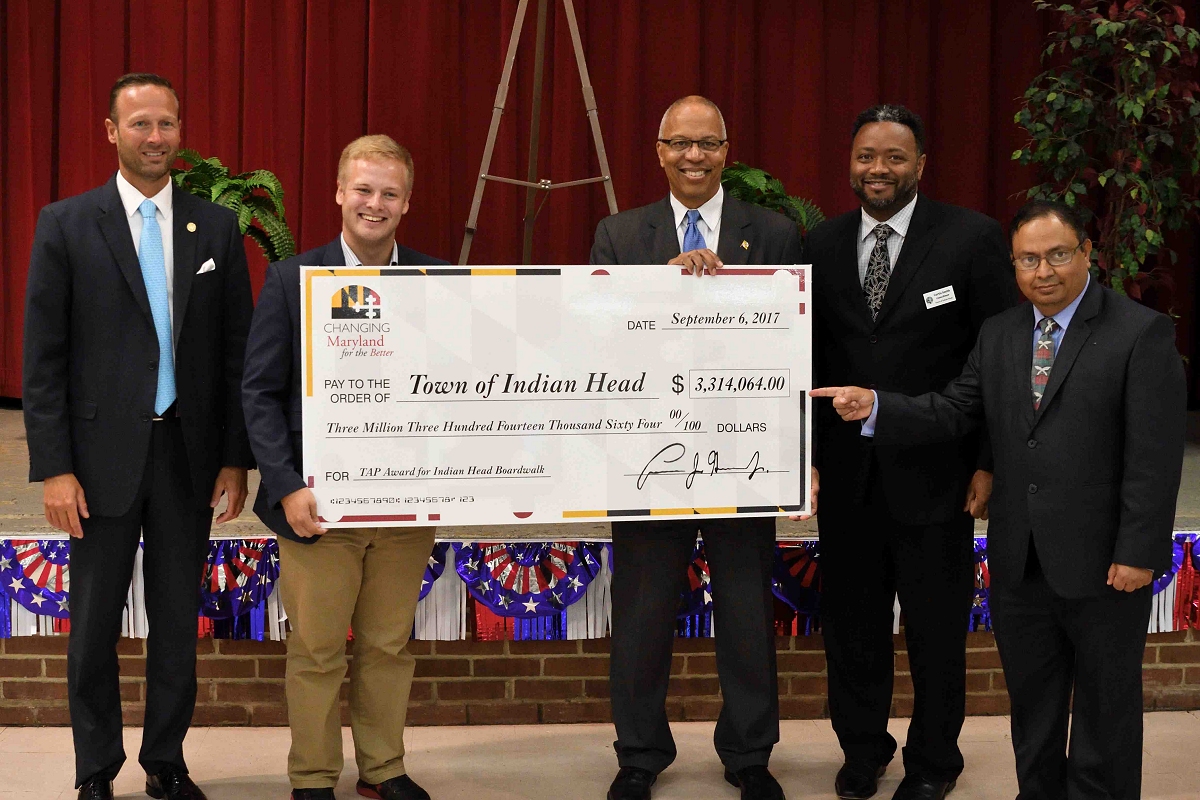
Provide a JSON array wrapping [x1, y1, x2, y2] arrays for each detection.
[[741, 240, 749, 250], [187, 222, 197, 233]]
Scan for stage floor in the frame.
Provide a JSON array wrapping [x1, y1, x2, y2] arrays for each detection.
[[1, 714, 1197, 799], [2, 408, 1199, 538]]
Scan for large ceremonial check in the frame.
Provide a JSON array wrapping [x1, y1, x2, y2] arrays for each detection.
[[301, 264, 811, 527]]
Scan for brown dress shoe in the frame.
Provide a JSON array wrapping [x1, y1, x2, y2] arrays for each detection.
[[357, 775, 431, 800]]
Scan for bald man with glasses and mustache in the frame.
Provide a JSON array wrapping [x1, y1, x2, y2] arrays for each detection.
[[590, 95, 805, 800]]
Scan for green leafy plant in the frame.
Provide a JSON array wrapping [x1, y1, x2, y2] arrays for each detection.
[[721, 161, 826, 237], [1013, 1, 1200, 299], [171, 149, 295, 262]]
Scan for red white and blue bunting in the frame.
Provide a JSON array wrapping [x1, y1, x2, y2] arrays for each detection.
[[457, 542, 606, 640], [1, 533, 1196, 641], [0, 539, 71, 619]]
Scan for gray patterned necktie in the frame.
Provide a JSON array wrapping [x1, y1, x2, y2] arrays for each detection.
[[863, 223, 893, 320], [1032, 317, 1058, 409]]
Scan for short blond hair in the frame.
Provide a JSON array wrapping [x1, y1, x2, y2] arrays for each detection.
[[337, 134, 414, 192]]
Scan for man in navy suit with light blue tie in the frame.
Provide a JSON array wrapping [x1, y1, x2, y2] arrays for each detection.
[[23, 73, 254, 800]]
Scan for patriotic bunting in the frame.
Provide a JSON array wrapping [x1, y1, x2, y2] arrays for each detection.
[[1, 534, 1195, 640]]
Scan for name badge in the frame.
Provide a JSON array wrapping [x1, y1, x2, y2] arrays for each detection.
[[923, 286, 956, 309]]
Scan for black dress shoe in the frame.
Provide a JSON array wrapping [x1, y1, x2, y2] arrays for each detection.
[[357, 774, 431, 800], [891, 775, 955, 800], [77, 777, 114, 800], [607, 766, 657, 800], [835, 761, 887, 799], [291, 790, 336, 800], [723, 765, 785, 800], [146, 766, 207, 800]]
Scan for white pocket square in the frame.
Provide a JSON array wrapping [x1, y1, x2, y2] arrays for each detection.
[[196, 258, 216, 275]]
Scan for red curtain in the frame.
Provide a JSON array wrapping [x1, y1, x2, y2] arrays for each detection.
[[0, 1, 1193, 399]]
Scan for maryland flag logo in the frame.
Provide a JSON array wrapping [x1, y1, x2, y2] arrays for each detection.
[[331, 285, 382, 319]]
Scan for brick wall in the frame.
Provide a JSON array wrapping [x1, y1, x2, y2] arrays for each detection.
[[1, 629, 1198, 726]]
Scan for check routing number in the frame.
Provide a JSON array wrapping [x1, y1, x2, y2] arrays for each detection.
[[301, 265, 812, 527]]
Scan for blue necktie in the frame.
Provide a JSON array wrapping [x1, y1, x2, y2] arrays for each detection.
[[138, 199, 176, 415], [683, 209, 706, 252]]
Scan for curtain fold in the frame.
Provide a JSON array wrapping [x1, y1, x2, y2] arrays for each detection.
[[1, 1, 1192, 400]]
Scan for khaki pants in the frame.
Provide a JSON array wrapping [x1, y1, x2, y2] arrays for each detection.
[[277, 526, 436, 789]]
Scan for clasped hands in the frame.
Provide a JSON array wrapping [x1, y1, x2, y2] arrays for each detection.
[[809, 385, 1154, 592]]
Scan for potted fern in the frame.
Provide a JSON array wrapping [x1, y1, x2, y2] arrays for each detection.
[[721, 161, 825, 237], [171, 150, 295, 262]]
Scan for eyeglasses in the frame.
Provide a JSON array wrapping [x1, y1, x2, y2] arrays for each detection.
[[658, 138, 727, 153], [1012, 243, 1083, 271]]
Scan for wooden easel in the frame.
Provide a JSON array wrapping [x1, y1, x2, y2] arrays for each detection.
[[458, 0, 619, 265]]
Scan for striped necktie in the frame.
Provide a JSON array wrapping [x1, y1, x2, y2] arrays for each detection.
[[863, 223, 892, 320], [138, 199, 176, 415], [1032, 317, 1058, 410]]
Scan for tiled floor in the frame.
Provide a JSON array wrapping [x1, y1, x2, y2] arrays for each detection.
[[1, 712, 1197, 799]]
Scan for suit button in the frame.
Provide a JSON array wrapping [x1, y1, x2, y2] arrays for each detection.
[[1027, 439, 1037, 448], [149, 361, 157, 370], [1028, 484, 1037, 494], [868, 335, 878, 344], [140, 412, 151, 422]]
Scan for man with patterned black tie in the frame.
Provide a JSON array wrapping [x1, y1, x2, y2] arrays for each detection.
[[804, 105, 1017, 800], [590, 95, 804, 800], [812, 199, 1186, 800], [23, 73, 254, 800]]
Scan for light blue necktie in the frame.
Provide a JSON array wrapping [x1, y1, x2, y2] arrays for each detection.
[[683, 208, 706, 252], [138, 199, 176, 415]]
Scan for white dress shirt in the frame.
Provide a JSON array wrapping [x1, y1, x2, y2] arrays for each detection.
[[670, 185, 724, 252], [116, 170, 175, 332], [856, 193, 918, 287], [340, 233, 400, 267]]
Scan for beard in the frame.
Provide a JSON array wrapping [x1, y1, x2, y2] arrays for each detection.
[[851, 173, 919, 216]]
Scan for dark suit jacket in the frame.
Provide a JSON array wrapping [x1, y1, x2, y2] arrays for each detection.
[[242, 237, 448, 542], [23, 175, 255, 516], [874, 281, 1186, 597], [807, 195, 1018, 524], [590, 194, 803, 266]]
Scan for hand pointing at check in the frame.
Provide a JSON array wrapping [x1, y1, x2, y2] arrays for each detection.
[[809, 386, 876, 421]]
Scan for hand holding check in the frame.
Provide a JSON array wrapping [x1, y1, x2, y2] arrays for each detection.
[[809, 386, 875, 421], [668, 247, 723, 275]]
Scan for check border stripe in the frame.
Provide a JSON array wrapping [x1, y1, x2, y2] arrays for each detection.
[[562, 505, 800, 519]]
